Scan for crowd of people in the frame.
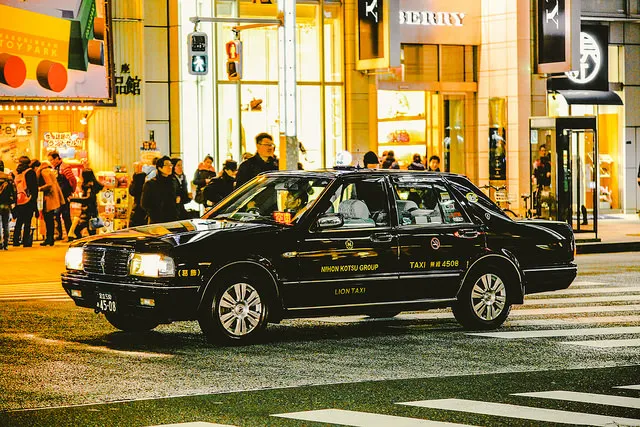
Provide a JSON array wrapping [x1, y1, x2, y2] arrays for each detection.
[[0, 152, 81, 249], [362, 150, 441, 172]]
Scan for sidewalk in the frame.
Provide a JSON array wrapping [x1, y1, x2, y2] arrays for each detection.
[[575, 213, 640, 254]]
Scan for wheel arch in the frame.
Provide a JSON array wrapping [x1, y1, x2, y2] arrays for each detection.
[[459, 253, 524, 304], [197, 260, 284, 320]]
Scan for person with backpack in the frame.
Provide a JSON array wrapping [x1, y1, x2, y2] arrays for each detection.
[[47, 151, 77, 240], [12, 156, 38, 247], [0, 160, 16, 250]]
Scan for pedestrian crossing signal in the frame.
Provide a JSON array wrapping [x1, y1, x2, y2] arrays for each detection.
[[226, 40, 242, 81], [188, 32, 208, 76]]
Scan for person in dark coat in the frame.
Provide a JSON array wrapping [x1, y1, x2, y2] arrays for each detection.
[[235, 132, 278, 187], [381, 150, 399, 169], [408, 153, 426, 171], [67, 168, 104, 240], [12, 156, 38, 247], [171, 157, 192, 219], [128, 162, 147, 227], [141, 156, 179, 224], [203, 159, 237, 206], [192, 155, 217, 205]]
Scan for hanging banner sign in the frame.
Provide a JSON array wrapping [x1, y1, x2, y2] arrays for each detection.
[[537, 0, 581, 74]]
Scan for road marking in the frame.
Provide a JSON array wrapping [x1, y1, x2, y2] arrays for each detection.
[[467, 326, 640, 339], [272, 409, 473, 426], [148, 423, 237, 427], [524, 295, 640, 305], [533, 287, 640, 296], [399, 398, 640, 426], [507, 315, 640, 326], [616, 385, 640, 390], [514, 390, 640, 409], [561, 338, 640, 348]]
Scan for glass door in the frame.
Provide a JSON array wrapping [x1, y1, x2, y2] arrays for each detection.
[[570, 130, 597, 233]]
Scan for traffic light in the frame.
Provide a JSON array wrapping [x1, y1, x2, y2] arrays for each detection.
[[225, 40, 242, 81], [188, 32, 208, 75]]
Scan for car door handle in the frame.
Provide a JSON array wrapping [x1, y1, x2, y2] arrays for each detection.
[[371, 233, 393, 242], [456, 230, 479, 239]]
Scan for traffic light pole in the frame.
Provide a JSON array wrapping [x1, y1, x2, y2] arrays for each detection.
[[190, 2, 298, 170]]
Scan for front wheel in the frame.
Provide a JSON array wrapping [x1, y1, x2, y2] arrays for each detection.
[[104, 312, 159, 332], [199, 278, 269, 345], [452, 269, 511, 330]]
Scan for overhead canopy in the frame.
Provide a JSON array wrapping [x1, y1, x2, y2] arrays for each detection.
[[557, 90, 623, 105]]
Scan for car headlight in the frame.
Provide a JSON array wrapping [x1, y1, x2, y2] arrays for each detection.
[[65, 247, 84, 271], [129, 253, 175, 278]]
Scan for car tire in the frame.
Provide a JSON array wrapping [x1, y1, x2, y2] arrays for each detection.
[[452, 268, 511, 330], [104, 312, 160, 332], [199, 276, 270, 345]]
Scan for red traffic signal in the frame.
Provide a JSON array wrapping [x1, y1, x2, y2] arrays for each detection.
[[225, 40, 242, 80]]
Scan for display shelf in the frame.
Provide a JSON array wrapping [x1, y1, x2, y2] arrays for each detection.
[[378, 115, 425, 122]]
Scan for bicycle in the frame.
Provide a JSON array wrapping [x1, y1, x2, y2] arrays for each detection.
[[520, 193, 534, 219], [479, 184, 518, 219]]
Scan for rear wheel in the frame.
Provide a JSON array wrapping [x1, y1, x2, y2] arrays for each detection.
[[452, 269, 511, 330], [199, 277, 270, 345], [104, 312, 159, 332]]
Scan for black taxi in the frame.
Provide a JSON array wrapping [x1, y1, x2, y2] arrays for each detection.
[[62, 170, 577, 344]]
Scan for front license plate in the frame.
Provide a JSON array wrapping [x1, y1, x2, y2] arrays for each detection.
[[96, 292, 117, 313]]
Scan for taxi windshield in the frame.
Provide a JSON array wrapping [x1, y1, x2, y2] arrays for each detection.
[[203, 174, 331, 225]]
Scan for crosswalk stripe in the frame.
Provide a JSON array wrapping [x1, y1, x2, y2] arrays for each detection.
[[399, 398, 640, 426], [561, 338, 640, 348], [272, 409, 474, 426], [513, 391, 640, 409], [507, 315, 640, 326], [616, 385, 640, 390], [147, 423, 237, 427], [524, 295, 640, 305], [533, 287, 640, 296], [467, 326, 640, 339]]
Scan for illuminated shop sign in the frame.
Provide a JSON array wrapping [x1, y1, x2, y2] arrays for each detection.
[[547, 25, 609, 92], [0, 0, 114, 102], [356, 0, 400, 70], [42, 131, 86, 149], [536, 0, 580, 74], [398, 10, 465, 26], [397, 0, 479, 45]]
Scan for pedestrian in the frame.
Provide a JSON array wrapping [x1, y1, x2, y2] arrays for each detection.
[[427, 155, 441, 172], [192, 155, 216, 205], [67, 169, 104, 240], [171, 157, 192, 219], [203, 159, 237, 206], [0, 160, 16, 250], [36, 161, 65, 246], [141, 156, 179, 224], [363, 151, 380, 169], [235, 132, 278, 187], [381, 150, 399, 169], [408, 153, 426, 171], [128, 162, 147, 227], [47, 151, 77, 240], [12, 156, 38, 247]]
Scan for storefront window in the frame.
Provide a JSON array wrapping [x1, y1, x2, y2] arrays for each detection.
[[323, 2, 343, 82], [325, 85, 344, 167], [443, 95, 465, 174], [402, 44, 438, 82], [441, 46, 464, 82], [581, 0, 625, 14]]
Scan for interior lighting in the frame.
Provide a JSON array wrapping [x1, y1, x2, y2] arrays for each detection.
[[19, 112, 26, 125], [80, 114, 88, 125]]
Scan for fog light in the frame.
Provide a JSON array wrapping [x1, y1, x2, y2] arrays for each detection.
[[70, 289, 82, 298], [140, 298, 155, 307]]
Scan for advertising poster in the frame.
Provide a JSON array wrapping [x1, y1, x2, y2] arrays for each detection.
[[489, 127, 506, 181], [0, 116, 36, 171], [0, 0, 113, 101]]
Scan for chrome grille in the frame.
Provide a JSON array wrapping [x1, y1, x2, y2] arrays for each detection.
[[83, 246, 132, 276]]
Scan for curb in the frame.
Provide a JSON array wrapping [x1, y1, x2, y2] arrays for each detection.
[[576, 241, 640, 254]]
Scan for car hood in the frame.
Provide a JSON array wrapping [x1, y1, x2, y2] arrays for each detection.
[[77, 219, 280, 248]]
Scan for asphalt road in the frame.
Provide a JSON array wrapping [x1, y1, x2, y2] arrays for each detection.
[[0, 252, 638, 426]]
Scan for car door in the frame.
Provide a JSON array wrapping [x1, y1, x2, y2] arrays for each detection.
[[285, 175, 399, 309], [391, 175, 484, 300]]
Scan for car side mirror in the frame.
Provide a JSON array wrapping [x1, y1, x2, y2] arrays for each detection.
[[316, 213, 344, 230]]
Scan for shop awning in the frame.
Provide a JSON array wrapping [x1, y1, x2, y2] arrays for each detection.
[[557, 90, 623, 105]]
